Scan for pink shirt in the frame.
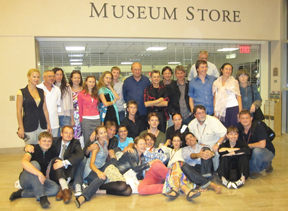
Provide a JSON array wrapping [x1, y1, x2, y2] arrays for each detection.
[[78, 90, 99, 122]]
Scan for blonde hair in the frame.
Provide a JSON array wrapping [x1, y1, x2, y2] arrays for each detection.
[[97, 71, 114, 90], [27, 69, 40, 77]]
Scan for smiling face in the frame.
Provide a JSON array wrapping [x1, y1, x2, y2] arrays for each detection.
[[135, 138, 147, 154], [107, 126, 117, 139], [145, 135, 155, 148], [61, 127, 74, 143], [148, 116, 159, 129], [28, 72, 40, 86], [226, 131, 238, 144], [38, 137, 53, 152], [239, 113, 253, 127], [151, 72, 160, 85], [118, 126, 128, 140], [43, 71, 55, 85], [175, 70, 185, 82], [198, 53, 208, 62], [185, 133, 197, 147], [55, 70, 63, 83], [172, 136, 182, 150], [103, 73, 112, 86], [97, 127, 108, 142], [197, 63, 208, 76], [86, 77, 96, 90], [163, 69, 172, 81], [71, 73, 81, 86], [221, 64, 233, 77]]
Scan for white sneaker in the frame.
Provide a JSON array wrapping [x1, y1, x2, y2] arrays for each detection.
[[74, 184, 82, 197], [235, 179, 244, 188], [15, 180, 22, 189]]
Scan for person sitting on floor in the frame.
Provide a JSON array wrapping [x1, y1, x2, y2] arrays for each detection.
[[218, 126, 251, 189], [10, 132, 59, 208], [181, 132, 222, 194]]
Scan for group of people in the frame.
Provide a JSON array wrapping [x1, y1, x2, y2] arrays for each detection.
[[11, 50, 275, 208]]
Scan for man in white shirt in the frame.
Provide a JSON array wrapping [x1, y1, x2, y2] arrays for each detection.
[[188, 51, 219, 81], [188, 105, 226, 170], [37, 70, 61, 137]]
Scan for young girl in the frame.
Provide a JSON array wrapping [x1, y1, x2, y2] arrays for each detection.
[[53, 67, 74, 132], [98, 71, 120, 125], [161, 133, 201, 201], [213, 63, 242, 128], [69, 70, 83, 139], [78, 76, 100, 145], [218, 126, 251, 189], [74, 126, 127, 208]]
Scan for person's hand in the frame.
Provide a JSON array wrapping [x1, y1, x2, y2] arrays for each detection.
[[17, 128, 25, 139], [88, 143, 98, 152], [250, 104, 256, 113], [158, 97, 164, 103], [214, 114, 219, 119], [107, 84, 112, 90], [197, 149, 206, 159], [53, 159, 64, 170], [212, 144, 219, 152], [165, 139, 171, 146], [25, 145, 34, 153], [203, 150, 214, 160], [97, 171, 106, 180], [47, 125, 52, 133], [38, 173, 46, 185], [90, 131, 96, 142], [71, 118, 75, 127], [126, 147, 135, 153]]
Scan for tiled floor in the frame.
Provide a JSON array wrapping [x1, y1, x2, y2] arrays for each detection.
[[2, 136, 288, 211]]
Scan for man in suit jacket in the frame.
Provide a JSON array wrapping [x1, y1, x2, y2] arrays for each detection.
[[48, 126, 84, 204]]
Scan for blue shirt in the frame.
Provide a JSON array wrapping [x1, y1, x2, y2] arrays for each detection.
[[188, 75, 216, 115], [116, 135, 134, 151], [182, 144, 203, 166], [122, 75, 151, 115]]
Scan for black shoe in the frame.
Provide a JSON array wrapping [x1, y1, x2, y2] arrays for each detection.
[[266, 162, 273, 173], [9, 189, 23, 201], [40, 196, 50, 208]]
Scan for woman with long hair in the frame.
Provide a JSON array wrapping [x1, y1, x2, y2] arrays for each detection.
[[213, 63, 242, 128], [78, 75, 100, 144], [16, 69, 51, 145], [53, 67, 74, 133], [69, 70, 83, 139], [97, 71, 120, 125]]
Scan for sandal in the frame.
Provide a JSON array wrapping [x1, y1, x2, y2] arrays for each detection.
[[186, 189, 201, 201], [74, 195, 84, 208], [165, 189, 179, 200]]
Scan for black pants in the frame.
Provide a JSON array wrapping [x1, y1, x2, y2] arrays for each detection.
[[49, 158, 78, 184], [156, 111, 167, 133], [217, 154, 250, 181]]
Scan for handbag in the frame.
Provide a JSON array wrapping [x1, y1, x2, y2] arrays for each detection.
[[251, 84, 265, 121]]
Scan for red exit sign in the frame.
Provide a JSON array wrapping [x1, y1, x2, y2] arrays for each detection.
[[239, 45, 251, 53]]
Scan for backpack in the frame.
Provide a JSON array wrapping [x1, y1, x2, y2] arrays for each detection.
[[251, 120, 275, 142]]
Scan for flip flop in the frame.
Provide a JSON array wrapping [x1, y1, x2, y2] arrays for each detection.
[[165, 189, 179, 200], [186, 189, 201, 201]]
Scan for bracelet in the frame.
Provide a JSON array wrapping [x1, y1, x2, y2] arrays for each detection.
[[217, 142, 220, 146]]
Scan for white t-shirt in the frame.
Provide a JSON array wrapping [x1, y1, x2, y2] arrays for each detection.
[[37, 82, 61, 129]]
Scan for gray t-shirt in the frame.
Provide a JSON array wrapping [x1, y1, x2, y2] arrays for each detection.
[[178, 81, 190, 119], [114, 81, 125, 112]]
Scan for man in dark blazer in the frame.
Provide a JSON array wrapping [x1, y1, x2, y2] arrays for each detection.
[[48, 126, 84, 204]]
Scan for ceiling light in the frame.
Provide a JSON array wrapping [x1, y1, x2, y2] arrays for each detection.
[[137, 54, 151, 57], [168, 62, 181, 64], [217, 48, 239, 52], [65, 46, 85, 51], [68, 54, 84, 57], [146, 47, 167, 51], [226, 53, 237, 59], [70, 63, 83, 65], [121, 62, 133, 65], [70, 59, 83, 62]]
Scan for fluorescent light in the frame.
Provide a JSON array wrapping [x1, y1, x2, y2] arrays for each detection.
[[70, 63, 83, 65], [226, 53, 237, 59], [146, 47, 167, 51], [217, 48, 239, 52], [68, 54, 84, 57], [65, 46, 85, 51], [121, 62, 133, 65], [168, 62, 181, 64], [70, 59, 83, 62]]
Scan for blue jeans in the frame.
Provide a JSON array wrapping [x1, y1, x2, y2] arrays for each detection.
[[182, 115, 194, 125], [20, 161, 59, 200], [59, 115, 71, 135], [118, 111, 125, 122], [73, 157, 87, 187], [250, 148, 275, 173]]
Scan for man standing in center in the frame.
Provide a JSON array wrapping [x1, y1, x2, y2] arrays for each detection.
[[123, 62, 151, 129]]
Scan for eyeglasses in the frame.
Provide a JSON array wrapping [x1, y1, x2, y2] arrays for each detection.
[[239, 74, 248, 77]]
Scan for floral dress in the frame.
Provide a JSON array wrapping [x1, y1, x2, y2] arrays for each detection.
[[72, 90, 82, 139]]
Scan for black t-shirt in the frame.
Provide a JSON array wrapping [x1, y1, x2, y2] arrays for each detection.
[[121, 115, 145, 139], [27, 144, 57, 175], [237, 123, 275, 154], [144, 84, 169, 113], [165, 124, 189, 148]]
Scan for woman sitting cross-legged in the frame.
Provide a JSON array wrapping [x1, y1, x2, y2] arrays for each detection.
[[218, 126, 251, 189], [161, 133, 201, 201], [74, 125, 128, 208]]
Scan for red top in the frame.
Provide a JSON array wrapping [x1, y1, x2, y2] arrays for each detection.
[[78, 90, 99, 122]]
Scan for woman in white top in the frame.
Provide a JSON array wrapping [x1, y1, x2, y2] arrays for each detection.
[[161, 133, 201, 201], [53, 67, 74, 134], [213, 63, 242, 128]]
